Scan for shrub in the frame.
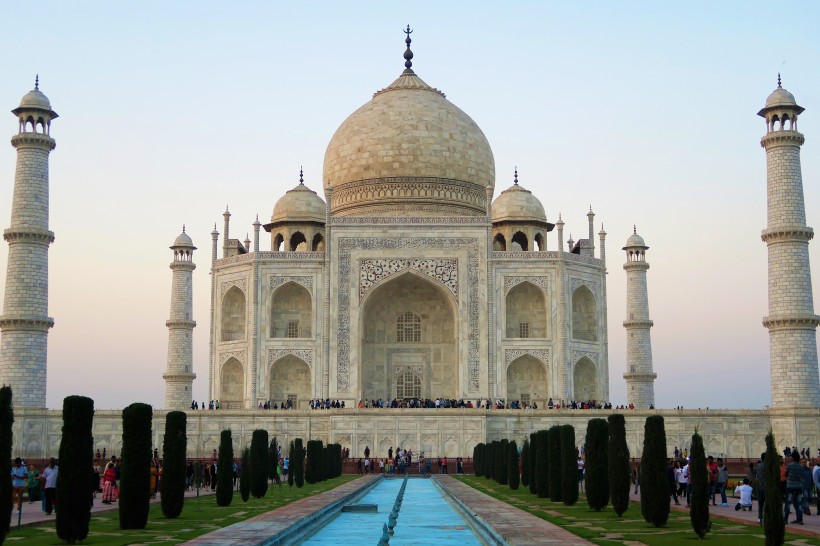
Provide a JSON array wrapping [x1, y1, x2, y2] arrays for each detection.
[[520, 439, 530, 488], [763, 430, 784, 546], [529, 432, 538, 495], [331, 443, 343, 478], [287, 441, 295, 488], [584, 418, 609, 511], [216, 430, 234, 506], [250, 429, 269, 498], [305, 440, 323, 484], [56, 395, 94, 543], [293, 438, 305, 487], [535, 430, 549, 498], [508, 441, 520, 490], [484, 442, 494, 480], [608, 414, 631, 517], [160, 411, 187, 519], [560, 425, 578, 505], [689, 430, 711, 538], [640, 415, 669, 527], [239, 447, 250, 502], [548, 425, 562, 502], [473, 443, 482, 476], [0, 386, 12, 543], [269, 437, 279, 485], [497, 439, 509, 485], [120, 403, 153, 529]]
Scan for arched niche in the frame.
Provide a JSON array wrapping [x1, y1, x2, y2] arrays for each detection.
[[220, 357, 244, 405], [511, 231, 528, 251], [493, 233, 506, 251], [571, 285, 597, 341], [312, 233, 325, 251], [270, 281, 312, 338], [290, 231, 307, 251], [506, 354, 548, 405], [505, 281, 547, 338], [273, 233, 284, 252], [573, 356, 598, 401], [269, 355, 311, 408], [534, 232, 544, 251], [360, 271, 456, 401], [221, 287, 246, 341]]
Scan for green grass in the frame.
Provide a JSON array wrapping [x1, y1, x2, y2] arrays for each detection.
[[456, 475, 820, 545], [7, 476, 357, 545]]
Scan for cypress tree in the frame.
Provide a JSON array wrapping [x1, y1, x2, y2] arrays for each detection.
[[287, 441, 295, 488], [548, 425, 562, 502], [473, 443, 482, 476], [640, 415, 670, 527], [608, 414, 631, 517], [520, 439, 530, 488], [508, 441, 520, 490], [484, 442, 494, 480], [584, 418, 609, 511], [498, 439, 509, 485], [321, 445, 330, 481], [120, 403, 153, 529], [333, 443, 343, 478], [535, 430, 549, 498], [56, 395, 94, 543], [269, 437, 279, 486], [0, 386, 12, 544], [160, 411, 187, 519], [763, 430, 784, 546], [250, 429, 269, 498], [560, 424, 578, 505], [689, 430, 711, 538], [529, 432, 538, 495], [216, 430, 234, 506], [239, 447, 250, 502], [294, 438, 305, 487], [305, 440, 323, 484]]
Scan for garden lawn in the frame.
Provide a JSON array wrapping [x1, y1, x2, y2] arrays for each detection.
[[456, 475, 820, 546], [6, 476, 357, 546]]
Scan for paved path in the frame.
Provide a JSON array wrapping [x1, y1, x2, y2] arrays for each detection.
[[435, 475, 595, 545]]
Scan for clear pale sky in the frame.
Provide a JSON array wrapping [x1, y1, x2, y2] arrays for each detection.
[[1, 1, 818, 410]]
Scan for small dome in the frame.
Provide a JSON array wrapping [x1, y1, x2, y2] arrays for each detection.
[[172, 229, 195, 248], [765, 87, 797, 109], [624, 230, 647, 248], [271, 179, 326, 224], [19, 88, 52, 110], [492, 177, 546, 224]]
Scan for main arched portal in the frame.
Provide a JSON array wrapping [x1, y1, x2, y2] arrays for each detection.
[[360, 272, 457, 401], [269, 356, 311, 409]]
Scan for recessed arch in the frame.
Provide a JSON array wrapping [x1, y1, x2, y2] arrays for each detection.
[[511, 231, 528, 251], [269, 355, 311, 409], [273, 233, 284, 252], [220, 357, 244, 406], [312, 233, 325, 251], [534, 232, 544, 251], [289, 231, 307, 251], [493, 233, 506, 251], [507, 354, 548, 405], [221, 286, 246, 341], [270, 281, 312, 338], [505, 281, 547, 338], [571, 285, 597, 341], [573, 356, 598, 401]]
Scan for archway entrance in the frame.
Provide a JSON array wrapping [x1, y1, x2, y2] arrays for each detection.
[[269, 356, 311, 409], [220, 357, 244, 408], [360, 272, 456, 401], [573, 356, 599, 401], [506, 354, 548, 406]]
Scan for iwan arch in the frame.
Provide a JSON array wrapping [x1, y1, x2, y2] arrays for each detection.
[[1, 36, 818, 461]]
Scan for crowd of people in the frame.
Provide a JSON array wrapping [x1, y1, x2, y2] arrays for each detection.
[[353, 445, 465, 476]]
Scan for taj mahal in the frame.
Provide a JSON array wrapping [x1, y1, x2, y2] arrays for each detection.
[[1, 32, 818, 460]]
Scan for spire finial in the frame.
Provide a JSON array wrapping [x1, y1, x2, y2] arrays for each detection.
[[513, 166, 518, 185], [777, 73, 782, 88], [182, 224, 186, 234], [299, 166, 304, 185], [403, 25, 414, 71], [35, 74, 39, 90], [633, 225, 637, 234]]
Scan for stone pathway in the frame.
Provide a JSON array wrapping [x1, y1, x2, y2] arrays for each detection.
[[434, 475, 595, 545]]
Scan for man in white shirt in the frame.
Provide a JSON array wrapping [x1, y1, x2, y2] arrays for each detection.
[[735, 478, 754, 511], [42, 458, 58, 515]]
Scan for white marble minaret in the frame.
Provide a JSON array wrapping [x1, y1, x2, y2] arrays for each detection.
[[0, 78, 57, 407], [623, 227, 656, 408], [759, 76, 820, 408], [163, 227, 197, 409]]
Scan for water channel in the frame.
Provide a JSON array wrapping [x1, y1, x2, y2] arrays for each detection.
[[298, 477, 487, 545]]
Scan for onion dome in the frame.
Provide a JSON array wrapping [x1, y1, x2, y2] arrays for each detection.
[[12, 76, 58, 118], [491, 169, 547, 223], [758, 74, 804, 117], [322, 27, 494, 217], [171, 226, 196, 249], [623, 226, 648, 250], [271, 168, 326, 224]]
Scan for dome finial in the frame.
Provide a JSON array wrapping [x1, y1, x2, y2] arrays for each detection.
[[299, 166, 304, 185], [513, 166, 518, 185], [633, 224, 637, 234], [777, 73, 782, 88], [403, 25, 414, 72], [35, 74, 39, 90], [182, 224, 186, 234]]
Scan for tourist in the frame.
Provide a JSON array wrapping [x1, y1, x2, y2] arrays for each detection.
[[783, 452, 804, 525], [716, 458, 729, 507], [11, 457, 26, 509], [707, 456, 718, 506], [667, 459, 679, 505], [674, 446, 680, 460], [801, 459, 812, 516], [755, 453, 766, 524], [632, 462, 640, 494], [457, 457, 463, 474], [364, 457, 370, 474], [812, 460, 820, 513], [92, 459, 102, 499], [364, 445, 370, 460], [442, 456, 448, 475], [357, 458, 362, 474], [379, 458, 384, 473], [425, 458, 431, 475], [682, 461, 691, 506], [26, 463, 41, 503], [43, 458, 58, 515], [735, 478, 754, 511], [102, 461, 117, 504], [578, 456, 585, 493], [674, 460, 686, 501]]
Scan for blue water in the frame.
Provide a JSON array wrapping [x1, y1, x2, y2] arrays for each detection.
[[298, 477, 484, 545]]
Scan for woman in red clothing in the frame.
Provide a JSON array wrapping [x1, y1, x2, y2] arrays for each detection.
[[102, 462, 118, 504]]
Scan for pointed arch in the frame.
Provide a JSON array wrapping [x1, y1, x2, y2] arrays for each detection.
[[534, 232, 545, 251], [505, 281, 547, 338], [573, 356, 598, 401], [270, 281, 312, 338], [506, 354, 548, 405], [493, 233, 506, 251], [269, 355, 311, 409], [273, 233, 284, 252], [571, 285, 597, 341], [312, 233, 325, 251], [511, 231, 528, 251], [220, 357, 244, 405], [221, 286, 246, 341], [289, 231, 307, 251]]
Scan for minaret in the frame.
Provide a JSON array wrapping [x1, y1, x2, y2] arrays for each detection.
[[759, 76, 820, 408], [587, 206, 595, 256], [163, 227, 197, 409], [0, 78, 58, 407], [623, 227, 656, 408]]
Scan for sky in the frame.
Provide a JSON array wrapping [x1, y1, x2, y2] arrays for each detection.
[[1, 1, 819, 410]]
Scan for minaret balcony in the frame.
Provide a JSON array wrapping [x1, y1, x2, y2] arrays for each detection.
[[761, 131, 804, 148], [623, 372, 657, 381], [0, 315, 54, 331], [10, 132, 56, 150], [622, 319, 653, 328], [761, 226, 814, 243], [762, 314, 820, 331], [166, 319, 197, 329], [3, 228, 54, 244]]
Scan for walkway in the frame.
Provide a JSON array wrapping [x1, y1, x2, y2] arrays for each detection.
[[435, 475, 594, 545]]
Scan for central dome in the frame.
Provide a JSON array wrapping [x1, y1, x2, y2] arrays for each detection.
[[323, 65, 495, 217]]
